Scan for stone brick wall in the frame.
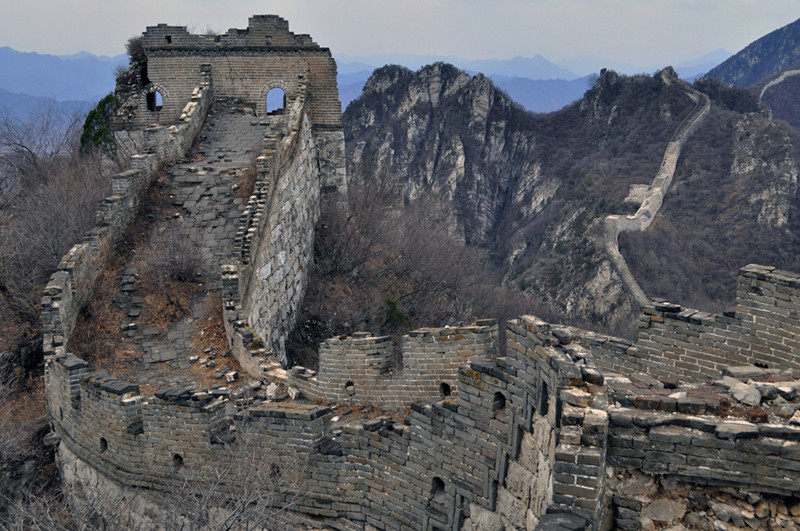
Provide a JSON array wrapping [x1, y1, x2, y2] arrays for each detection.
[[607, 409, 800, 496], [286, 322, 498, 409], [127, 16, 341, 129], [219, 79, 345, 370], [607, 409, 800, 529], [47, 302, 800, 530], [632, 264, 800, 380], [47, 314, 596, 529], [43, 15, 800, 531]]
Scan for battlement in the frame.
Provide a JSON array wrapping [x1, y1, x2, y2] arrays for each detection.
[[142, 16, 317, 50], [42, 71, 212, 358], [285, 322, 499, 408], [46, 293, 800, 530]]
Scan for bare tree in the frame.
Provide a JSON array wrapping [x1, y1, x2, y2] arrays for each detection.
[[0, 107, 110, 345]]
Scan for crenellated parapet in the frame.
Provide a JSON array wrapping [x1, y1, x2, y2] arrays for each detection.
[[118, 15, 341, 130], [630, 264, 800, 380], [282, 321, 498, 408], [44, 313, 594, 529]]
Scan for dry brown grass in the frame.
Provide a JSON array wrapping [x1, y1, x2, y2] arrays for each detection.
[[138, 278, 202, 331], [185, 292, 247, 391], [233, 165, 257, 202], [70, 260, 141, 371], [2, 376, 45, 425], [325, 402, 411, 423]]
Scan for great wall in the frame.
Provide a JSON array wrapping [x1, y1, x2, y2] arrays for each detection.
[[592, 69, 711, 307], [41, 15, 800, 530]]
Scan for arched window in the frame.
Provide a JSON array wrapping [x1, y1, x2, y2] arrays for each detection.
[[147, 90, 164, 112], [431, 477, 446, 503], [493, 391, 507, 420], [266, 87, 286, 114]]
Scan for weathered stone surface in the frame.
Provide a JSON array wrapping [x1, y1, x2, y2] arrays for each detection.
[[561, 388, 593, 407], [723, 366, 767, 380], [463, 503, 506, 531], [716, 421, 759, 440], [39, 15, 800, 531], [535, 513, 588, 530], [642, 499, 686, 523], [730, 382, 761, 406]]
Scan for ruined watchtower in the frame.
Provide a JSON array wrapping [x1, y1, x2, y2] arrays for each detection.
[[118, 15, 341, 129]]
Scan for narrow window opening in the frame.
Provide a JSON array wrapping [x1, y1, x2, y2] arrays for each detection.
[[59, 408, 63, 420], [165, 35, 172, 44], [493, 391, 507, 420], [147, 90, 164, 112], [439, 382, 451, 397], [173, 453, 184, 470], [269, 463, 280, 479], [265, 36, 272, 45], [100, 437, 108, 453], [539, 381, 549, 416], [431, 477, 446, 503], [266, 87, 286, 114], [345, 381, 355, 396]]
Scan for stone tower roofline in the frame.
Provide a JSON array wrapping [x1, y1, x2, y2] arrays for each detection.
[[141, 15, 322, 51], [116, 15, 342, 130]]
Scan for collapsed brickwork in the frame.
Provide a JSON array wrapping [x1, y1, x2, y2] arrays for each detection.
[[42, 15, 800, 531]]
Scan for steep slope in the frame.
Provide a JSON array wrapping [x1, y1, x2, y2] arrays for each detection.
[[621, 80, 800, 311], [706, 17, 800, 87], [344, 64, 800, 334], [754, 67, 800, 130]]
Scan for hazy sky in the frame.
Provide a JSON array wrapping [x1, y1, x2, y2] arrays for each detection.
[[5, 0, 800, 71]]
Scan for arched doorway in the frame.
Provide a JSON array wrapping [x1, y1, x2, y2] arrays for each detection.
[[266, 87, 286, 114]]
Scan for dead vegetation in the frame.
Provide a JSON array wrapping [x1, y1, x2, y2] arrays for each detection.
[[69, 261, 138, 371], [188, 292, 247, 391], [0, 108, 112, 352], [288, 176, 537, 369], [232, 159, 258, 202]]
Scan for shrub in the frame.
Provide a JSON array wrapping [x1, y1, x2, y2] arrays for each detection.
[[80, 93, 120, 157]]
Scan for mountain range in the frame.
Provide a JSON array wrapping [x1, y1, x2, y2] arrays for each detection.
[[336, 50, 731, 112], [708, 17, 800, 87], [0, 45, 732, 121]]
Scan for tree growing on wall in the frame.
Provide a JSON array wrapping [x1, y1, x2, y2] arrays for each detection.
[[79, 94, 120, 158]]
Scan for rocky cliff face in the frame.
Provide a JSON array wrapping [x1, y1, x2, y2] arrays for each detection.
[[344, 64, 800, 334]]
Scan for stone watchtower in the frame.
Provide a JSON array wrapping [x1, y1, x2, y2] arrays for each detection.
[[118, 15, 342, 129]]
